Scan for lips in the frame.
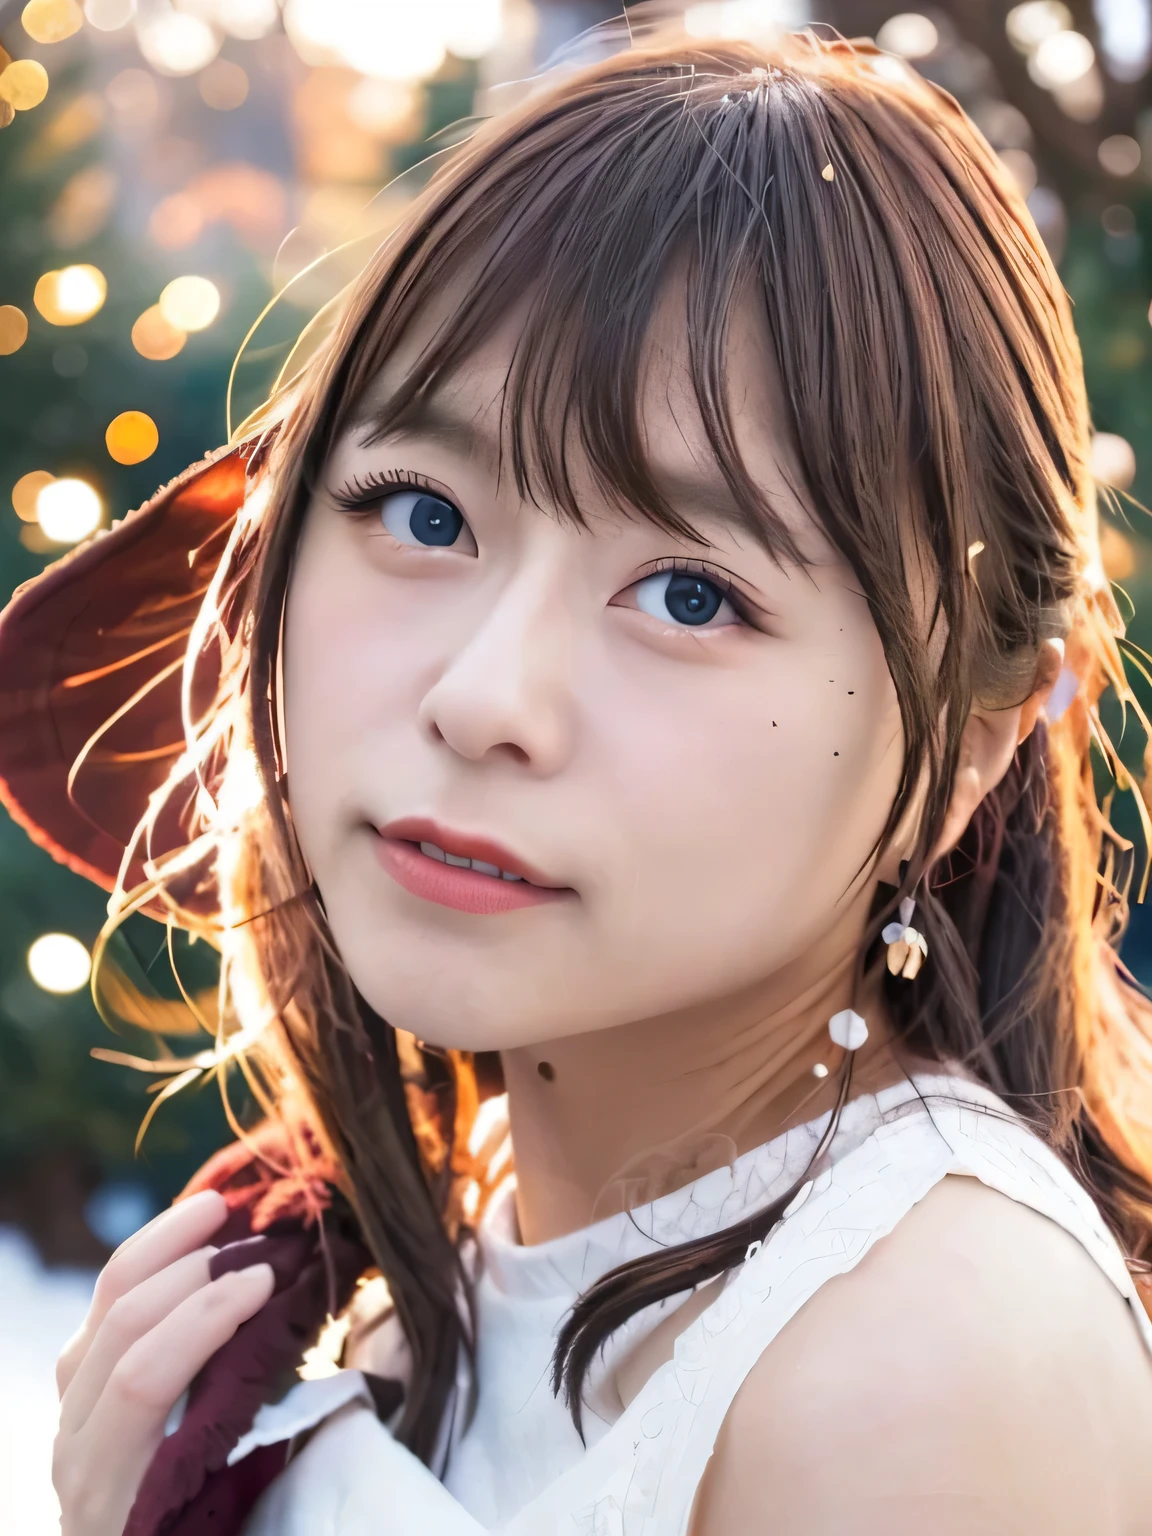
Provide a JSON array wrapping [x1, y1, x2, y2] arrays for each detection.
[[373, 817, 572, 916]]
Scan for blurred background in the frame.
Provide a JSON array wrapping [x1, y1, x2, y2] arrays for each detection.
[[0, 0, 1150, 1525]]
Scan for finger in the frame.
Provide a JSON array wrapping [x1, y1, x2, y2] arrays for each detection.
[[58, 1265, 275, 1536], [59, 1244, 218, 1437], [56, 1189, 228, 1398]]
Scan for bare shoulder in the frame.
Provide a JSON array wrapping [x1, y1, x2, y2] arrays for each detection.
[[692, 1174, 1152, 1536]]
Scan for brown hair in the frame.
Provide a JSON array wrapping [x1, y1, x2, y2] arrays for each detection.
[[102, 31, 1152, 1458]]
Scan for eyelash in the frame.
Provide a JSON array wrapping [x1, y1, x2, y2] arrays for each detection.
[[328, 473, 762, 626], [329, 467, 441, 515], [640, 557, 757, 625]]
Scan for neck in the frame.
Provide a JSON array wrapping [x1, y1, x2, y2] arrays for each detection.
[[502, 941, 910, 1246]]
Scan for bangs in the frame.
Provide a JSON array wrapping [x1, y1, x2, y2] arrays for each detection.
[[294, 30, 1082, 820], [326, 60, 839, 561]]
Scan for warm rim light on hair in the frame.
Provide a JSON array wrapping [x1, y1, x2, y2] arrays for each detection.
[[28, 932, 91, 994]]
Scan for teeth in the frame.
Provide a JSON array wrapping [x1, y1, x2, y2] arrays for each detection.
[[417, 841, 524, 882]]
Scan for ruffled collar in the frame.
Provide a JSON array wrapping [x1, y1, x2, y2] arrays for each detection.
[[476, 1071, 978, 1305]]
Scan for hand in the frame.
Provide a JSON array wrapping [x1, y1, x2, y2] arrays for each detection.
[[53, 1188, 275, 1536]]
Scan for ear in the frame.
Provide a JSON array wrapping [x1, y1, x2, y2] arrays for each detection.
[[930, 639, 1065, 863]]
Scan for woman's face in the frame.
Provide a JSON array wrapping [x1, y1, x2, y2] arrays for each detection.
[[283, 291, 905, 1050]]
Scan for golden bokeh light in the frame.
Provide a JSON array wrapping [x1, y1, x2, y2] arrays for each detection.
[[347, 77, 423, 141], [1006, 2, 1072, 51], [1099, 523, 1136, 582], [0, 58, 50, 111], [148, 192, 203, 251], [33, 263, 107, 325], [216, 0, 279, 40], [131, 303, 186, 360], [1029, 29, 1095, 89], [28, 932, 91, 994], [150, 164, 287, 254], [48, 165, 117, 247], [1098, 134, 1142, 177], [84, 0, 135, 30], [0, 305, 29, 355], [1089, 430, 1137, 490], [105, 410, 159, 465], [0, 99, 14, 130], [158, 275, 221, 332], [105, 66, 164, 127], [11, 469, 54, 522], [199, 58, 249, 111], [282, 0, 459, 81], [874, 12, 939, 58], [22, 0, 83, 44], [137, 12, 221, 76], [42, 91, 105, 153], [36, 476, 102, 543]]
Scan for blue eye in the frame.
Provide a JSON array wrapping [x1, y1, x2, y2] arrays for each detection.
[[635, 571, 737, 628], [381, 490, 466, 547]]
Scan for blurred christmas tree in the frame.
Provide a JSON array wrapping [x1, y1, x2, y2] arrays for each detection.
[[0, 15, 260, 1266]]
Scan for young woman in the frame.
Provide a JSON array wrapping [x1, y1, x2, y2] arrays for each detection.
[[6, 28, 1152, 1536]]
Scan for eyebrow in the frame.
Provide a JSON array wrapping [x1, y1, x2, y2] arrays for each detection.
[[354, 392, 502, 472], [352, 389, 777, 545]]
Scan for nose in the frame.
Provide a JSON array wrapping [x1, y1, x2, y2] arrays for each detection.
[[418, 564, 576, 776]]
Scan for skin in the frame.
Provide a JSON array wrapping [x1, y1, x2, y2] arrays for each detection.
[[53, 1191, 273, 1536], [55, 287, 1152, 1531], [693, 1177, 1152, 1534], [286, 286, 917, 1238]]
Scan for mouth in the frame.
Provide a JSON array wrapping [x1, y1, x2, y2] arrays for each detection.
[[373, 817, 573, 916]]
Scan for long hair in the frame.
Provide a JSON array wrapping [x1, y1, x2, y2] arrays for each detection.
[[100, 31, 1152, 1458]]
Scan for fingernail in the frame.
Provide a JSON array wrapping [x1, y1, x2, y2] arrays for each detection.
[[180, 1189, 225, 1213], [233, 1261, 274, 1285]]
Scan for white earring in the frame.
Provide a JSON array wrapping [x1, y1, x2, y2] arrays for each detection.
[[882, 897, 928, 979], [828, 1008, 868, 1051]]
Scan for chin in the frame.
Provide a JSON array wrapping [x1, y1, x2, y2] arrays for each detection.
[[343, 957, 549, 1052]]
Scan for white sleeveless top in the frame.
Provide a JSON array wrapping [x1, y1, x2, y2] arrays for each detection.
[[239, 1072, 1152, 1535]]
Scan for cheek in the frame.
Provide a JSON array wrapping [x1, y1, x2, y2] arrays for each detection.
[[594, 627, 902, 977], [281, 523, 388, 849]]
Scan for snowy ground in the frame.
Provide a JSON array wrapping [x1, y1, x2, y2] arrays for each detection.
[[0, 1226, 96, 1533]]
